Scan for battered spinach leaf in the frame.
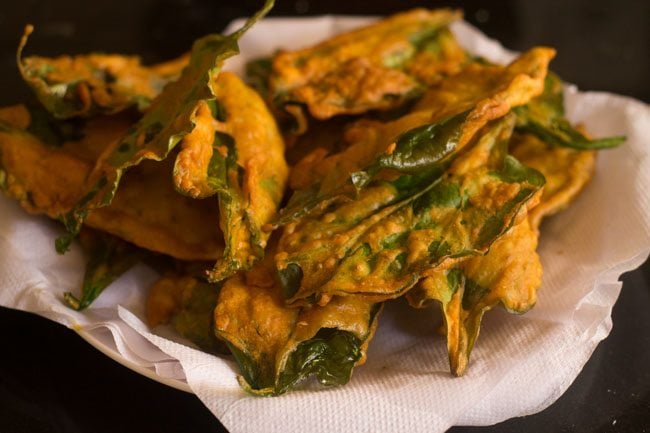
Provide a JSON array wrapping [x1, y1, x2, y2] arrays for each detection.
[[351, 110, 469, 189], [269, 8, 466, 127], [55, 0, 274, 254], [274, 328, 363, 393], [237, 301, 381, 396], [214, 265, 381, 395], [276, 110, 470, 228], [276, 116, 545, 305], [173, 280, 226, 354], [230, 327, 369, 395], [18, 26, 188, 119], [515, 73, 624, 150], [167, 64, 287, 281], [406, 216, 541, 376], [64, 230, 147, 310]]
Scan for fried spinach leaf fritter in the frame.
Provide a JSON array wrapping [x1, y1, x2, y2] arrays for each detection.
[[276, 115, 544, 306], [270, 8, 467, 131], [514, 73, 624, 150], [18, 26, 189, 119], [214, 255, 381, 395]]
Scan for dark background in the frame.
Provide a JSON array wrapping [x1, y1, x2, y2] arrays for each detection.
[[0, 1, 649, 432]]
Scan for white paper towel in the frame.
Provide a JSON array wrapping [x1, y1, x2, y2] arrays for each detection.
[[1, 16, 649, 433]]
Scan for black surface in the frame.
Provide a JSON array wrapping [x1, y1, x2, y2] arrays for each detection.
[[0, 1, 649, 432]]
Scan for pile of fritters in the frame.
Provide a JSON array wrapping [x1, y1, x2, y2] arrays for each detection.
[[0, 5, 622, 395]]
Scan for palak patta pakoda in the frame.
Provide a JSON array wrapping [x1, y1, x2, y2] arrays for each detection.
[[406, 216, 542, 376], [275, 115, 545, 306], [173, 70, 288, 281], [270, 8, 467, 131], [0, 4, 625, 396], [18, 25, 190, 119], [147, 272, 227, 354], [0, 105, 223, 261], [213, 248, 381, 395]]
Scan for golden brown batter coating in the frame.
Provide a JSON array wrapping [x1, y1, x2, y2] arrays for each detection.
[[270, 9, 466, 126], [510, 132, 596, 230], [0, 106, 223, 260]]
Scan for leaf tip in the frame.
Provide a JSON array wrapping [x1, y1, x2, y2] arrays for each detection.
[[17, 24, 34, 72], [229, 0, 275, 40]]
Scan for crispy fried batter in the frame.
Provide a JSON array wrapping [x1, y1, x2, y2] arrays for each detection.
[[214, 250, 380, 395], [173, 71, 289, 279], [172, 100, 218, 199], [146, 273, 225, 353], [288, 48, 554, 195], [407, 217, 541, 375], [19, 24, 189, 118], [0, 106, 223, 260], [270, 8, 465, 123], [510, 132, 596, 229], [210, 72, 289, 231], [90, 157, 223, 261], [414, 47, 556, 125]]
